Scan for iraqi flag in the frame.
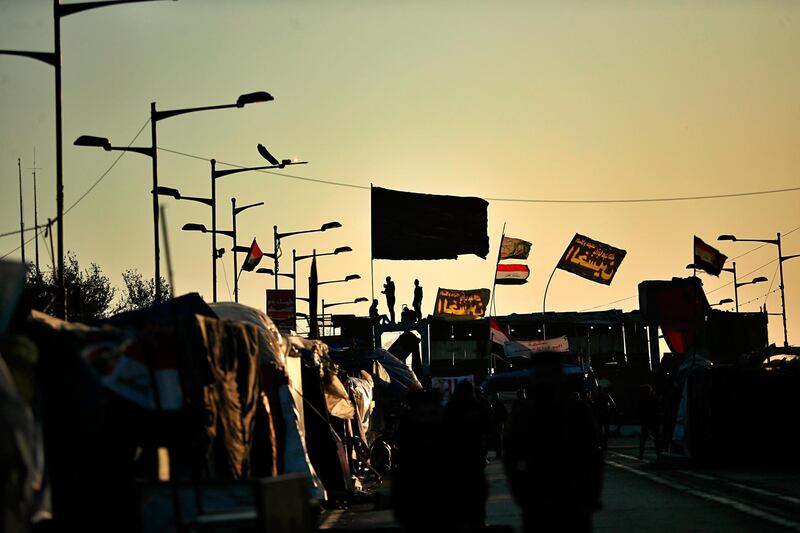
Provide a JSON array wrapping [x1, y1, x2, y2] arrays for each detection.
[[489, 318, 513, 356], [241, 239, 264, 272], [693, 236, 727, 276], [495, 263, 530, 285]]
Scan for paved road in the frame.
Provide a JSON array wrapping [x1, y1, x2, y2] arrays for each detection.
[[321, 438, 800, 531]]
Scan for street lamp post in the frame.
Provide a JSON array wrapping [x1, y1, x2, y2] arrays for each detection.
[[212, 145, 306, 301], [293, 246, 352, 311], [74, 91, 271, 304], [273, 222, 342, 290], [232, 198, 264, 302], [687, 261, 740, 311], [321, 297, 368, 336], [181, 222, 239, 302], [719, 233, 799, 346], [2, 0, 173, 317]]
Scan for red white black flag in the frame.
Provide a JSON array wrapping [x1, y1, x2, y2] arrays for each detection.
[[693, 236, 727, 276], [241, 239, 264, 272], [495, 263, 530, 285]]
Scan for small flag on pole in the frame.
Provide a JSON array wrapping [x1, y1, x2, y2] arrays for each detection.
[[693, 236, 727, 276], [499, 236, 532, 260], [241, 239, 264, 272], [495, 263, 530, 285]]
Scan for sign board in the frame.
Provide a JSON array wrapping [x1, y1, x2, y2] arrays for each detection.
[[434, 288, 491, 319], [266, 289, 296, 334]]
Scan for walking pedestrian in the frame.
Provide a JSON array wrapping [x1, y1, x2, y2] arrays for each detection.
[[638, 384, 662, 459]]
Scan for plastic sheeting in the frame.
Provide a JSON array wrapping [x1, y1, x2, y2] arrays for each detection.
[[278, 384, 326, 501], [209, 302, 290, 370]]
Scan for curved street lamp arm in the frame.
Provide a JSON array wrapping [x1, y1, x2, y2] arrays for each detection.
[[780, 253, 800, 263], [59, 0, 175, 18], [110, 145, 155, 157], [234, 201, 264, 216], [0, 50, 57, 67]]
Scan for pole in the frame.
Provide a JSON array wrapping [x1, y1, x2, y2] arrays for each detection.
[[777, 232, 788, 347], [18, 158, 25, 267], [47, 218, 55, 273], [273, 225, 279, 290], [292, 249, 297, 331], [54, 0, 66, 318], [732, 262, 739, 313], [210, 160, 217, 302], [232, 198, 238, 302], [541, 265, 558, 340], [322, 299, 325, 337], [32, 148, 40, 274], [150, 102, 161, 302], [159, 204, 174, 298], [489, 223, 506, 316]]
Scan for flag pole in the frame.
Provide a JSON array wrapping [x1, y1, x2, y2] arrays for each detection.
[[490, 223, 506, 317], [542, 264, 558, 340], [370, 183, 375, 304]]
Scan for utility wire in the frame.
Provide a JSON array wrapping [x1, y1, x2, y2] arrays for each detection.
[[158, 146, 800, 203], [1, 119, 150, 258]]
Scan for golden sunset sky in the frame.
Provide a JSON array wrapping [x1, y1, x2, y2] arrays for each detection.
[[1, 0, 798, 346]]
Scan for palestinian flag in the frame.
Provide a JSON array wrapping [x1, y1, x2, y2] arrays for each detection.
[[241, 239, 264, 272], [495, 263, 530, 285], [693, 236, 727, 276]]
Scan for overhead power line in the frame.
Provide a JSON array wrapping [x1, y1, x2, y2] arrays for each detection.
[[158, 146, 800, 203]]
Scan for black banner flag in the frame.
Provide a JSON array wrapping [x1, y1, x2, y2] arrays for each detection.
[[371, 186, 489, 260], [557, 233, 626, 285]]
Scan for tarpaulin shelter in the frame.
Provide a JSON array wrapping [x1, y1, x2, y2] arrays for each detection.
[[12, 295, 326, 531]]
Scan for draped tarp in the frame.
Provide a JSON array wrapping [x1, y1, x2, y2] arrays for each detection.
[[371, 186, 490, 260]]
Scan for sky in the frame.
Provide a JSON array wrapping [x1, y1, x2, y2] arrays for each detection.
[[1, 0, 798, 346]]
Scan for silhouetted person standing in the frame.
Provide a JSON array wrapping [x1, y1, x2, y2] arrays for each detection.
[[491, 394, 508, 459], [596, 386, 616, 450], [638, 384, 662, 459], [382, 276, 396, 323], [504, 353, 603, 533], [412, 279, 423, 321]]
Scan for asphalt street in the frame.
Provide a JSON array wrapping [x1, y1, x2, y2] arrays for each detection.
[[320, 437, 800, 531]]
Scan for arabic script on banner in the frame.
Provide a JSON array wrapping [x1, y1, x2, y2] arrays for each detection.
[[434, 288, 491, 319], [557, 234, 627, 285], [503, 335, 570, 357]]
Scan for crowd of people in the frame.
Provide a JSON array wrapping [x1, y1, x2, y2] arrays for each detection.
[[391, 354, 608, 533]]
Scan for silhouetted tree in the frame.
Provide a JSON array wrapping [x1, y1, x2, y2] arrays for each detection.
[[25, 252, 115, 322], [113, 269, 170, 314]]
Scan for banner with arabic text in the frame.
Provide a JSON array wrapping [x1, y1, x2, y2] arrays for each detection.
[[434, 288, 491, 319], [556, 233, 626, 285], [503, 335, 570, 357]]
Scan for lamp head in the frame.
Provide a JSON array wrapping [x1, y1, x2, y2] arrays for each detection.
[[334, 246, 352, 254], [344, 274, 361, 282], [154, 186, 181, 199], [74, 135, 111, 151], [751, 276, 768, 284], [718, 298, 733, 305], [256, 268, 275, 275], [354, 297, 368, 304], [182, 223, 207, 232], [718, 234, 737, 241], [257, 144, 280, 165], [237, 91, 274, 108], [321, 221, 342, 231]]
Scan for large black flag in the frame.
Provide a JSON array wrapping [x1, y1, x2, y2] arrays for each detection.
[[371, 186, 489, 260]]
